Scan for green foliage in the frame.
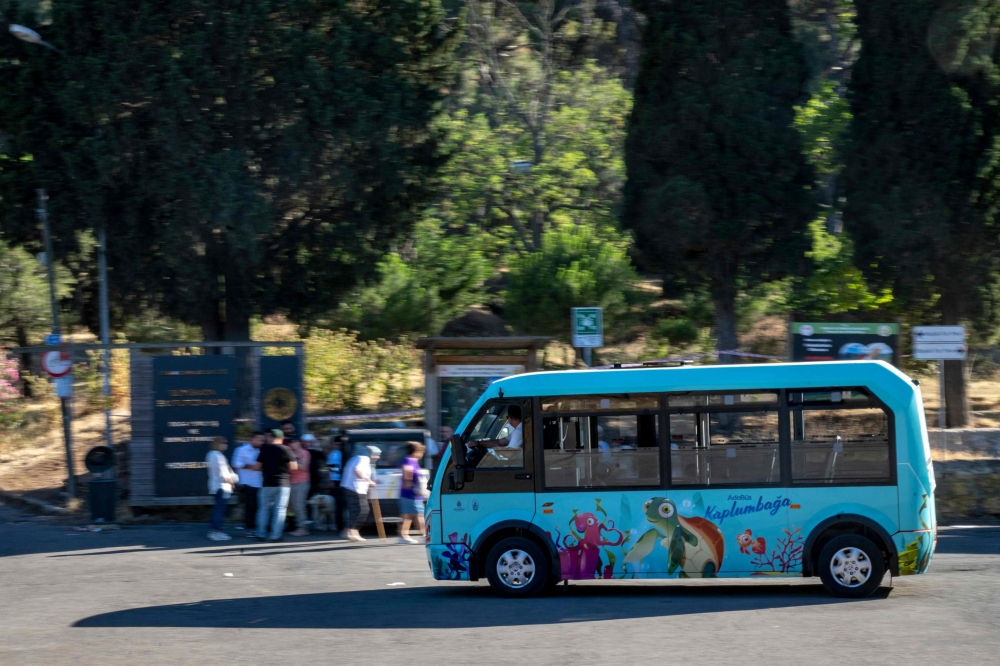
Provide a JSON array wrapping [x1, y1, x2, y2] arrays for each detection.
[[0, 235, 72, 346], [843, 0, 1000, 326], [0, 0, 458, 340], [652, 319, 700, 346], [623, 0, 816, 354], [795, 80, 852, 178], [304, 329, 419, 413], [789, 218, 893, 319], [504, 223, 638, 339], [332, 221, 492, 340]]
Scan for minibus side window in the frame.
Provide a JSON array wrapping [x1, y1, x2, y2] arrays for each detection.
[[542, 412, 659, 489], [789, 406, 891, 484], [669, 393, 781, 487], [463, 401, 530, 470]]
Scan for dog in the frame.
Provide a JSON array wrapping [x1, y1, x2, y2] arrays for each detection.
[[307, 494, 336, 531]]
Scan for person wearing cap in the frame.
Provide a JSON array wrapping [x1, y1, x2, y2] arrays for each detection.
[[339, 445, 380, 542]]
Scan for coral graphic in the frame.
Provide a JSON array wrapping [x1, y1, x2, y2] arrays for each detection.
[[548, 499, 626, 580], [438, 532, 471, 580], [623, 497, 724, 578], [749, 526, 804, 574], [736, 529, 766, 555], [899, 495, 933, 575]]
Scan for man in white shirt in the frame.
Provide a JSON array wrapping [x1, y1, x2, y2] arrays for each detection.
[[232, 432, 264, 532], [469, 405, 523, 450], [340, 445, 380, 542]]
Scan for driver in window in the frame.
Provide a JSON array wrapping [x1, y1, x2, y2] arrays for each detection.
[[470, 405, 523, 450]]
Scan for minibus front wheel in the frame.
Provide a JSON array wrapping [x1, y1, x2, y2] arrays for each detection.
[[818, 534, 886, 598], [485, 536, 551, 598]]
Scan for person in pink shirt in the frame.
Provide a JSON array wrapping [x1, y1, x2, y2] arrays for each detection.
[[288, 439, 312, 537]]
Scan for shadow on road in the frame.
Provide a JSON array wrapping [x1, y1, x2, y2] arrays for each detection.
[[74, 583, 885, 629], [935, 526, 1000, 555]]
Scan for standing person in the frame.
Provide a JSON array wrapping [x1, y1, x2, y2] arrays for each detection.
[[288, 439, 312, 537], [280, 419, 296, 442], [252, 433, 297, 541], [232, 432, 264, 533], [398, 442, 427, 544], [326, 436, 346, 535], [303, 433, 324, 499], [433, 425, 454, 472], [340, 445, 380, 542], [206, 437, 239, 541]]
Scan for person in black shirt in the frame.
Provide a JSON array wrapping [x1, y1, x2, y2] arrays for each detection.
[[251, 439, 297, 540]]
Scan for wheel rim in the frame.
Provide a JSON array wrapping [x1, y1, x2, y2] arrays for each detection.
[[496, 549, 536, 589], [829, 546, 872, 588]]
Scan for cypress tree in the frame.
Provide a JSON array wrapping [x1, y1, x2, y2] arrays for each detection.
[[0, 0, 457, 341], [622, 0, 815, 362], [843, 1, 1000, 426]]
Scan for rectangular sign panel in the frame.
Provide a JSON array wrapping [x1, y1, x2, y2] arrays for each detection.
[[571, 307, 604, 348], [437, 364, 526, 378], [259, 355, 303, 435], [913, 343, 968, 360], [791, 322, 899, 365], [912, 326, 965, 343], [154, 355, 235, 498]]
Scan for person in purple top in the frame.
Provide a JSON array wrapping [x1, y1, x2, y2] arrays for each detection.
[[398, 441, 426, 544]]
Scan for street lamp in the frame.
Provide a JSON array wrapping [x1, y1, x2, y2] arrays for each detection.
[[8, 24, 62, 53]]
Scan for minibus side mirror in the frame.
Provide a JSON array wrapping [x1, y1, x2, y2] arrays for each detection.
[[450, 434, 466, 491]]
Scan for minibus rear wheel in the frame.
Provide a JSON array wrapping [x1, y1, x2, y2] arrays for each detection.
[[485, 536, 550, 598], [818, 534, 886, 598]]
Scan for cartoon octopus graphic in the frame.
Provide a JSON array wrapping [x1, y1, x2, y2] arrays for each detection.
[[552, 511, 625, 579], [736, 529, 766, 555]]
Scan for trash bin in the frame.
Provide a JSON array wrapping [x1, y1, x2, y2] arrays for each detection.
[[89, 479, 117, 523]]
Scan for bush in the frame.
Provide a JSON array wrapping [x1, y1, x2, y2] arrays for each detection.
[[504, 224, 638, 339], [652, 318, 700, 346], [0, 351, 24, 433]]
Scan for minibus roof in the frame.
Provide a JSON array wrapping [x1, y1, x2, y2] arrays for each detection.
[[487, 360, 916, 406]]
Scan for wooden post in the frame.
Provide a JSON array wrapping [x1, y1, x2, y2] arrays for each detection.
[[370, 494, 387, 541]]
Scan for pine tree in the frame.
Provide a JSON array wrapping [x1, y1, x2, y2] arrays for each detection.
[[843, 0, 1000, 426], [622, 0, 815, 362], [0, 0, 457, 341]]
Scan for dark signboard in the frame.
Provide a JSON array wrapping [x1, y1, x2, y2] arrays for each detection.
[[259, 355, 303, 435], [154, 355, 235, 497], [791, 322, 900, 366]]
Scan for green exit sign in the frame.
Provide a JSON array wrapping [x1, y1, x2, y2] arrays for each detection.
[[571, 307, 603, 348]]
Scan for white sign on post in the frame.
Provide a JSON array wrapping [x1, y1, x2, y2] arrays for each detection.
[[912, 326, 967, 360], [40, 349, 73, 377]]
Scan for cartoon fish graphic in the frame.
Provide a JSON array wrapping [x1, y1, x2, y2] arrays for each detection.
[[737, 529, 766, 555], [622, 497, 724, 578]]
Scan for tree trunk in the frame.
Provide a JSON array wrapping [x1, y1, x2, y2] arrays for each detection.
[[941, 301, 970, 427], [15, 325, 31, 398], [713, 291, 739, 365]]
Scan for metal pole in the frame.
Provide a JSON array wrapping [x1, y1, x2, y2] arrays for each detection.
[[36, 189, 59, 334], [583, 347, 592, 367], [38, 189, 74, 495], [98, 226, 112, 448], [939, 359, 947, 461]]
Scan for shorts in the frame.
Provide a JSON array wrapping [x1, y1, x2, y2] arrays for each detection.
[[400, 497, 424, 515]]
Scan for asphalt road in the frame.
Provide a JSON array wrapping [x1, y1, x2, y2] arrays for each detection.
[[1, 500, 998, 666]]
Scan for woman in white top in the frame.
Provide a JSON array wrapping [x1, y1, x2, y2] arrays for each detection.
[[206, 436, 239, 541], [340, 445, 380, 542]]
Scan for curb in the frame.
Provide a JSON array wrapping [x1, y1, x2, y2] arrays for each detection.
[[0, 489, 70, 515]]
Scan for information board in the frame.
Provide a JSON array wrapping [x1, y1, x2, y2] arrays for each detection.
[[912, 326, 967, 360], [791, 322, 899, 365], [153, 355, 235, 497], [571, 307, 604, 348]]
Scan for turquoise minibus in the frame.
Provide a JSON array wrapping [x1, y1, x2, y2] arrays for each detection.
[[424, 360, 935, 598]]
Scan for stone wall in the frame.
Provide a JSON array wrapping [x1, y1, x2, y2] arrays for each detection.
[[927, 429, 1000, 520]]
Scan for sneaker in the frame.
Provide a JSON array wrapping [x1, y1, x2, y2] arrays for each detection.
[[290, 528, 309, 537], [398, 536, 418, 545], [234, 526, 245, 531], [347, 531, 366, 542], [208, 532, 232, 541]]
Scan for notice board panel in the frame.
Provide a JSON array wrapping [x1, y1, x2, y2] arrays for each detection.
[[259, 355, 303, 435], [153, 355, 235, 497], [791, 322, 899, 366]]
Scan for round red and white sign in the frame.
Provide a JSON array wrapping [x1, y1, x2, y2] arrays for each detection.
[[40, 350, 73, 378]]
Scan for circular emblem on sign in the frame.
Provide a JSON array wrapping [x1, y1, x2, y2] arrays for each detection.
[[799, 324, 814, 337], [40, 350, 73, 378], [877, 325, 892, 337], [263, 387, 297, 421]]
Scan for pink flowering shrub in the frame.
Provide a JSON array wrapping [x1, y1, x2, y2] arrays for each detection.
[[0, 351, 24, 433]]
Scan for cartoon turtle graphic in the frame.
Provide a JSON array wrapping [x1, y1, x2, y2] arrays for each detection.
[[623, 497, 725, 577]]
